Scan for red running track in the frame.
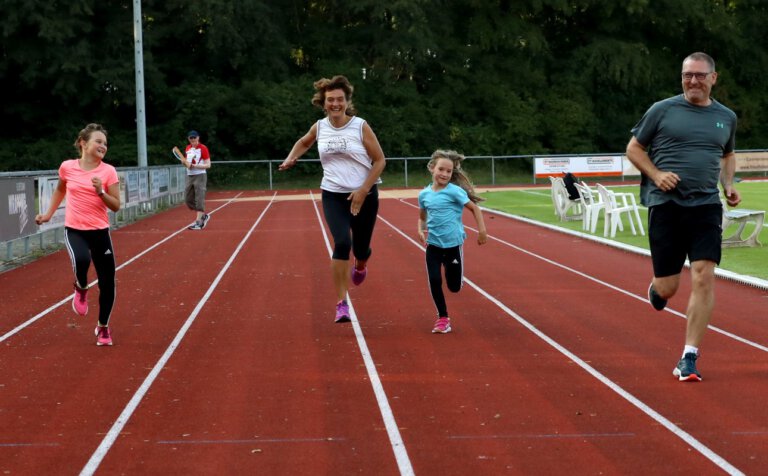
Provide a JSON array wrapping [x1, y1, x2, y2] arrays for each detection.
[[1, 189, 766, 475]]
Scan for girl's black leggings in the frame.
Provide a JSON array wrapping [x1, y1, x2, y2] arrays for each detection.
[[64, 227, 116, 326], [425, 244, 463, 318]]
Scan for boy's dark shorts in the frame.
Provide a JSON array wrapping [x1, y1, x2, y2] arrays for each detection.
[[648, 201, 722, 278]]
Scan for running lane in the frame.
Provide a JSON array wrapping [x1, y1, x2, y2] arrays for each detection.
[[92, 196, 402, 475], [340, 196, 763, 474], [0, 194, 269, 474]]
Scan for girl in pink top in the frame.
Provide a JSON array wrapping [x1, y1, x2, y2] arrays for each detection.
[[36, 123, 121, 346]]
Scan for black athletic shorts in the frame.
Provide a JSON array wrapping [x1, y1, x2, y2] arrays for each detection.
[[648, 201, 722, 277]]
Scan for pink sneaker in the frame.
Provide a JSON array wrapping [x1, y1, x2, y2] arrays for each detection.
[[432, 317, 452, 334], [335, 300, 350, 323], [351, 264, 367, 286], [95, 326, 113, 346], [72, 284, 89, 316]]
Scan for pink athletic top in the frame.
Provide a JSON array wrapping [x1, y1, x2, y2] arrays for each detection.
[[59, 159, 119, 230]]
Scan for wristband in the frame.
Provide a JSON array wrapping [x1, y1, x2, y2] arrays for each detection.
[[98, 188, 105, 196]]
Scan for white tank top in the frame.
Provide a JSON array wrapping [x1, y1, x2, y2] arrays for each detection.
[[316, 116, 381, 193]]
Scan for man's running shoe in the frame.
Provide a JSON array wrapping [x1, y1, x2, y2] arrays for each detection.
[[188, 221, 202, 230], [95, 326, 113, 346], [673, 353, 701, 382], [335, 300, 350, 323], [432, 317, 452, 334], [351, 260, 367, 286], [200, 214, 211, 229], [647, 283, 667, 311], [72, 284, 88, 316]]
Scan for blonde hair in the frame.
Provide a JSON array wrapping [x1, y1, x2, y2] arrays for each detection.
[[427, 149, 484, 203]]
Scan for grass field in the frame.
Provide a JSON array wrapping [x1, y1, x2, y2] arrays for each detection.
[[480, 180, 768, 281]]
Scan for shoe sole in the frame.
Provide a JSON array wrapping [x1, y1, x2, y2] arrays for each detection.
[[335, 316, 351, 323], [432, 326, 452, 334], [673, 368, 701, 382]]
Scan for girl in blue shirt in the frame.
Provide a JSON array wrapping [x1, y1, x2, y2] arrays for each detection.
[[418, 150, 487, 334]]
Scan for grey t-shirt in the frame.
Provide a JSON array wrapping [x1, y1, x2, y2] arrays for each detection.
[[631, 94, 736, 207]]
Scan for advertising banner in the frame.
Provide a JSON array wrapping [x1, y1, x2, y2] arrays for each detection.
[[1, 178, 37, 241], [150, 168, 170, 198], [125, 170, 140, 207], [534, 156, 623, 178], [138, 169, 149, 202], [37, 176, 67, 232], [735, 151, 768, 172]]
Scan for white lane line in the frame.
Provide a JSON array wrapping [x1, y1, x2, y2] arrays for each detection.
[[485, 206, 768, 290], [1, 194, 243, 343], [397, 198, 768, 352], [378, 213, 745, 476], [79, 193, 276, 476], [473, 223, 768, 353], [309, 191, 414, 476]]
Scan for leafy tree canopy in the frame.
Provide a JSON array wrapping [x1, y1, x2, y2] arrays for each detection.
[[1, 0, 767, 171]]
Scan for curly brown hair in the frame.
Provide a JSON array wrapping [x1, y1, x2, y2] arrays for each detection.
[[311, 75, 358, 116]]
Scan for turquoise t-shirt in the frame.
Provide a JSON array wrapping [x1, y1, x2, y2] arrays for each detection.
[[631, 94, 736, 207], [418, 183, 469, 248]]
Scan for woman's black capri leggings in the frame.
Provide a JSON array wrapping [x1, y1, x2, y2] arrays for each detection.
[[322, 185, 379, 261]]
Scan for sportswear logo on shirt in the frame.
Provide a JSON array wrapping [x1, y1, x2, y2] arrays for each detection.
[[716, 122, 724, 129]]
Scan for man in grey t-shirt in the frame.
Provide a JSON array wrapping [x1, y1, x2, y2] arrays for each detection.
[[626, 52, 741, 382]]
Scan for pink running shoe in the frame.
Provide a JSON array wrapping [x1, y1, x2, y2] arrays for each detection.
[[351, 262, 367, 286], [95, 326, 113, 346], [72, 284, 89, 316], [335, 300, 351, 323], [432, 317, 452, 334]]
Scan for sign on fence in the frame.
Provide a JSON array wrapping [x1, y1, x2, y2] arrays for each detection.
[[736, 151, 768, 172], [1, 178, 37, 241], [150, 168, 169, 198], [37, 176, 67, 232], [534, 156, 623, 178]]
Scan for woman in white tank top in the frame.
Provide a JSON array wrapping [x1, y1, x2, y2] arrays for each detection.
[[279, 75, 386, 323]]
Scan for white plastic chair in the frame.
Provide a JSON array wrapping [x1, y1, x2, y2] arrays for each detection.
[[574, 182, 604, 233], [596, 184, 645, 238], [549, 176, 582, 222], [721, 199, 765, 247], [548, 176, 560, 217]]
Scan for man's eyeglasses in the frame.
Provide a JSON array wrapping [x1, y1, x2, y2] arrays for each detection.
[[681, 72, 711, 81]]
